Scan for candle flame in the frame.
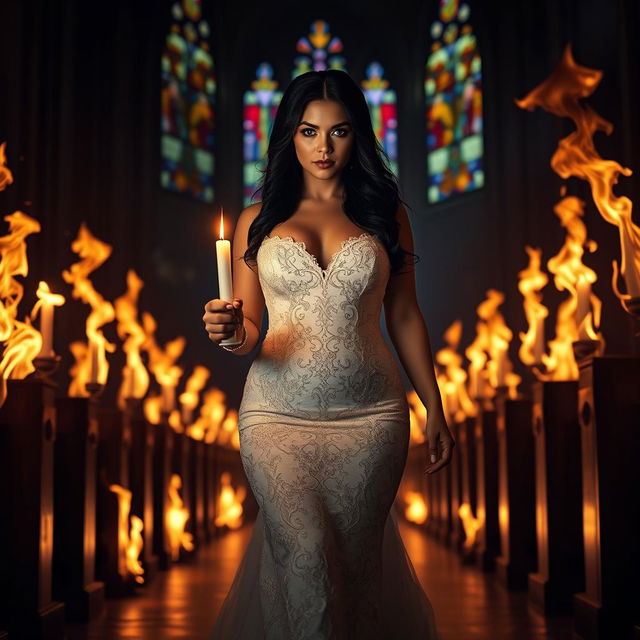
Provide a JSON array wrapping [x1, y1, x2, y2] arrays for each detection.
[[219, 206, 224, 240]]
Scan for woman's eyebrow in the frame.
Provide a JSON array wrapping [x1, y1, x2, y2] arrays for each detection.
[[297, 120, 351, 128]]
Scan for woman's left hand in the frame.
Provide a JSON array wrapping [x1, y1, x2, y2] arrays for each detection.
[[424, 413, 455, 474]]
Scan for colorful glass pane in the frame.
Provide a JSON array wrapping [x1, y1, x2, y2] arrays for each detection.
[[243, 63, 283, 206], [425, 0, 483, 203], [361, 61, 399, 177], [292, 20, 347, 78], [161, 0, 216, 203]]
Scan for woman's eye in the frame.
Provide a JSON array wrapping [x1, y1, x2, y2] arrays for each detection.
[[332, 129, 347, 137], [301, 128, 315, 136]]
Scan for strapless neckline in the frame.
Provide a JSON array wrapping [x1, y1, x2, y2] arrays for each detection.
[[262, 232, 375, 278]]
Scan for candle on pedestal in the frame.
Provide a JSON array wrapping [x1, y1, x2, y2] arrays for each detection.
[[88, 336, 101, 385], [575, 275, 592, 339], [533, 313, 545, 364], [33, 281, 65, 357]]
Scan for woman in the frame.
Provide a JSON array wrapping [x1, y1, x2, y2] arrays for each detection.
[[203, 69, 453, 639]]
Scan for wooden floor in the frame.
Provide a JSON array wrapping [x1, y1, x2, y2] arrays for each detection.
[[66, 519, 574, 640]]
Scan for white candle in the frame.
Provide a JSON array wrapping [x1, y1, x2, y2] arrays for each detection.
[[39, 301, 54, 356], [620, 223, 640, 298], [533, 314, 545, 364], [576, 277, 591, 338], [215, 208, 242, 346], [88, 337, 100, 384]]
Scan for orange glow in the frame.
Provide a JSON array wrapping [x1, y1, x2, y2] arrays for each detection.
[[215, 471, 246, 529], [143, 394, 163, 425], [458, 502, 482, 551], [435, 320, 477, 422], [142, 311, 184, 412], [166, 474, 194, 561], [465, 321, 491, 402], [516, 43, 639, 312], [404, 491, 428, 524], [0, 142, 14, 191], [189, 387, 227, 442], [406, 389, 427, 445], [477, 290, 521, 398], [0, 210, 43, 406], [109, 484, 145, 584], [115, 270, 150, 408], [517, 247, 549, 367], [179, 365, 210, 428], [216, 409, 240, 450], [218, 206, 225, 240], [63, 224, 116, 395]]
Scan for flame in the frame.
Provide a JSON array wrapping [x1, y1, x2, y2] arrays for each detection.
[[179, 365, 210, 428], [31, 281, 66, 316], [214, 471, 246, 529], [62, 224, 116, 394], [216, 409, 240, 450], [516, 43, 639, 311], [142, 311, 184, 411], [465, 321, 492, 402], [166, 474, 194, 561], [404, 491, 428, 524], [458, 502, 482, 551], [115, 270, 150, 408], [188, 387, 227, 442], [143, 394, 163, 425], [435, 321, 477, 422], [477, 290, 521, 398], [517, 246, 549, 367], [0, 142, 14, 191], [0, 211, 42, 406], [536, 196, 605, 381], [406, 389, 427, 445], [109, 484, 145, 584]]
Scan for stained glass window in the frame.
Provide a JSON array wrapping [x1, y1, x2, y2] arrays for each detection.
[[161, 0, 216, 203], [361, 62, 399, 177], [243, 63, 283, 206], [425, 0, 483, 203], [292, 20, 347, 79]]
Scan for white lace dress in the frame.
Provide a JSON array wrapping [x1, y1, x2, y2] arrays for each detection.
[[211, 233, 440, 640]]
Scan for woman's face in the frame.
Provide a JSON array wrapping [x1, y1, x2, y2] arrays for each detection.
[[293, 99, 354, 180]]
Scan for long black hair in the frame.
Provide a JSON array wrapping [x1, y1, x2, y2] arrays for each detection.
[[243, 69, 419, 276]]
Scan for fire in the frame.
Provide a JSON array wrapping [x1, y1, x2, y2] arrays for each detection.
[[465, 321, 492, 402], [517, 246, 549, 367], [216, 409, 240, 450], [404, 491, 428, 524], [477, 290, 521, 398], [516, 43, 640, 313], [114, 270, 150, 408], [0, 142, 14, 191], [142, 312, 184, 413], [0, 210, 43, 406], [189, 387, 227, 442], [435, 321, 477, 422], [179, 365, 210, 429], [109, 484, 145, 584], [458, 502, 482, 551], [143, 394, 163, 425], [539, 196, 605, 381], [214, 471, 246, 529], [62, 224, 116, 395], [406, 389, 427, 445], [166, 474, 194, 561]]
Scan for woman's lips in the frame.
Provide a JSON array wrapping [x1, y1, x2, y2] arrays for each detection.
[[313, 161, 335, 169]]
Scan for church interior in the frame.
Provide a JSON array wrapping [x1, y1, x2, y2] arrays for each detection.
[[0, 0, 639, 638]]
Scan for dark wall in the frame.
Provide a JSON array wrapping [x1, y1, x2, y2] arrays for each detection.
[[0, 0, 637, 408]]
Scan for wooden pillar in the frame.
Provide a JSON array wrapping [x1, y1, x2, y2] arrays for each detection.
[[474, 406, 500, 572], [189, 438, 207, 546], [153, 421, 174, 569], [573, 355, 640, 639], [203, 441, 217, 541], [528, 380, 584, 614], [0, 379, 65, 638], [495, 388, 536, 589], [446, 420, 464, 551], [52, 394, 105, 621]]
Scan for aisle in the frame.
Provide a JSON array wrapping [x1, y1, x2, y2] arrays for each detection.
[[66, 518, 573, 640]]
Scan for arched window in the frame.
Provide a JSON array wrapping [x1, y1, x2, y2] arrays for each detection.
[[361, 62, 399, 177], [425, 0, 483, 203], [243, 63, 282, 206], [292, 19, 346, 78], [161, 0, 216, 203]]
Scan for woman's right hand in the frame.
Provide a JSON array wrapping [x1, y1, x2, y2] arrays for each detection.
[[202, 298, 244, 345]]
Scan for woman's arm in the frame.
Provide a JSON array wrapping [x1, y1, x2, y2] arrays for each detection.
[[383, 202, 454, 473]]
